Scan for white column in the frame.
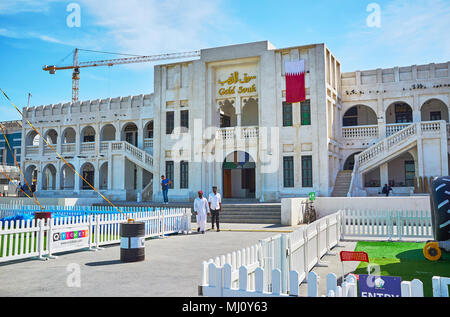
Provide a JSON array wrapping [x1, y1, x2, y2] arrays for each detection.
[[76, 124, 81, 156], [55, 163, 61, 190], [138, 119, 144, 149], [136, 166, 143, 191], [380, 163, 389, 188], [94, 161, 100, 189], [107, 157, 113, 190], [74, 161, 81, 193]]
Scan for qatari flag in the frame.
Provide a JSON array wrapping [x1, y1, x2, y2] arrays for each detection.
[[285, 60, 306, 103]]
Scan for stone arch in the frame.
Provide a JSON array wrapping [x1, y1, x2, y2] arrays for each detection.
[[80, 126, 96, 143], [385, 102, 413, 124], [25, 130, 40, 146], [42, 163, 57, 190], [60, 163, 75, 190], [343, 152, 362, 170], [61, 127, 76, 144], [99, 161, 108, 190], [144, 120, 154, 139], [241, 98, 259, 126], [43, 129, 58, 145], [80, 162, 95, 190], [343, 105, 377, 126], [121, 122, 139, 147], [24, 164, 38, 189], [222, 151, 256, 199], [100, 124, 116, 141], [219, 99, 237, 128], [420, 98, 449, 122]]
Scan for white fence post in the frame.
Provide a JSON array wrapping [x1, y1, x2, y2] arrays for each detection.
[[280, 234, 287, 294], [37, 219, 46, 261], [47, 218, 57, 259], [433, 276, 450, 297], [307, 271, 318, 297], [289, 270, 299, 296], [272, 269, 281, 296], [326, 273, 338, 296], [410, 279, 424, 297]]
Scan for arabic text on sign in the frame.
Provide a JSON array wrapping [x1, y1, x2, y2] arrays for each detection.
[[218, 72, 256, 86]]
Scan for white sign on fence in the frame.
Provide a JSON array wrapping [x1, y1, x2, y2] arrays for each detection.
[[51, 225, 90, 253]]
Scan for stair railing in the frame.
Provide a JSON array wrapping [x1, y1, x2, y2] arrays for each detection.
[[358, 122, 418, 168], [123, 141, 154, 169], [142, 179, 154, 201], [347, 155, 360, 197], [347, 120, 444, 197]]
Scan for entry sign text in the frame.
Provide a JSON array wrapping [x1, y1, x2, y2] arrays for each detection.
[[309, 192, 316, 201], [359, 275, 402, 297]]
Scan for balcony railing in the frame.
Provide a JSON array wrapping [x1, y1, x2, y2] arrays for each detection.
[[216, 126, 259, 140], [61, 143, 76, 154], [25, 146, 39, 156], [386, 123, 412, 137], [80, 142, 95, 154], [341, 125, 378, 139]]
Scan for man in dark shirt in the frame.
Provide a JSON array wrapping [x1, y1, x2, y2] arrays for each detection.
[[161, 175, 171, 204], [382, 184, 392, 196]]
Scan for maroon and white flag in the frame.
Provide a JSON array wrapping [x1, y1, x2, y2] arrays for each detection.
[[285, 60, 306, 103]]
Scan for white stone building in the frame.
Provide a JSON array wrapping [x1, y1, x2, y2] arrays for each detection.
[[20, 41, 450, 202]]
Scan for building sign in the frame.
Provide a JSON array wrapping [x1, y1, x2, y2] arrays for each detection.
[[52, 226, 90, 253], [217, 72, 257, 96], [359, 275, 402, 297]]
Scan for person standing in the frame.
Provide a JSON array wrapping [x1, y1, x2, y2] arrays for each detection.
[[194, 190, 210, 234], [161, 175, 171, 204], [208, 186, 222, 232], [382, 184, 392, 197]]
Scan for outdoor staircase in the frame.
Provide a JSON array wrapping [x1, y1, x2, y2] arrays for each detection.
[[331, 171, 353, 197], [347, 121, 445, 196], [192, 203, 282, 224], [122, 142, 154, 173], [108, 141, 154, 174]]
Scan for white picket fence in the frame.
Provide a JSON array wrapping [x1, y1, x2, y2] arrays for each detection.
[[341, 209, 433, 239], [202, 266, 360, 297], [203, 263, 449, 297], [0, 204, 171, 219], [201, 209, 449, 297], [202, 212, 341, 296], [0, 207, 192, 263]]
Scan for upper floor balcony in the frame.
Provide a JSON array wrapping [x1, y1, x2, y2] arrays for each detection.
[[24, 121, 154, 158], [216, 126, 259, 141], [340, 99, 450, 142]]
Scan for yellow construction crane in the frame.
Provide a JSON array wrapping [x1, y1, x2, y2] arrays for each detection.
[[43, 48, 201, 102]]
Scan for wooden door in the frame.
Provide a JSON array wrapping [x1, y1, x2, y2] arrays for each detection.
[[223, 169, 232, 198]]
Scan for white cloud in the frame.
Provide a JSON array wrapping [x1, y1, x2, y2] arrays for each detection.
[[338, 0, 450, 71], [0, 27, 74, 45], [0, 0, 61, 15], [77, 0, 248, 55]]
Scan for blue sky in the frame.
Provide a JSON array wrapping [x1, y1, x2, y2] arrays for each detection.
[[0, 0, 449, 121]]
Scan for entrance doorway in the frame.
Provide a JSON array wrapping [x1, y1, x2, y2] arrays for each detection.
[[223, 151, 256, 199]]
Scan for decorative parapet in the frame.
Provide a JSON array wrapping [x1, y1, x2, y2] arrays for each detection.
[[23, 93, 154, 119]]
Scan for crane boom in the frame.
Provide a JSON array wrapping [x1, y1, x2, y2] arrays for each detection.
[[43, 49, 201, 102]]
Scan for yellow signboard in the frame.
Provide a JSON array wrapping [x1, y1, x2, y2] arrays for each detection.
[[218, 72, 256, 96]]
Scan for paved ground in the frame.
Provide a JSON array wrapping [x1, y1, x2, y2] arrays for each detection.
[[298, 240, 359, 296], [0, 223, 303, 297]]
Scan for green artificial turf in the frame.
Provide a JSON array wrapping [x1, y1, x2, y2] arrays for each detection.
[[353, 241, 450, 297]]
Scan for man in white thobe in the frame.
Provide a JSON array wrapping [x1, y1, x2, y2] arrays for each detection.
[[208, 186, 222, 232], [194, 190, 210, 234]]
